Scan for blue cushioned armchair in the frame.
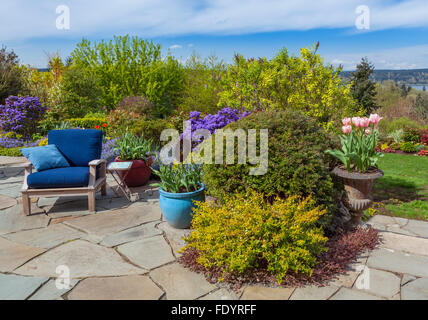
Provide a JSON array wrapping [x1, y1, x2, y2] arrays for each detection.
[[21, 129, 107, 215]]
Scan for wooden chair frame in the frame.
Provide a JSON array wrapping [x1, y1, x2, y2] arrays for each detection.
[[21, 159, 107, 215]]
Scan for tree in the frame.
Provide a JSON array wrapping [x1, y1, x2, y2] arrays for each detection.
[[350, 57, 378, 114], [399, 83, 411, 97], [415, 93, 428, 120], [0, 46, 22, 104]]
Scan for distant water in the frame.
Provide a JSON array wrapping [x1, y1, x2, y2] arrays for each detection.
[[409, 84, 427, 91]]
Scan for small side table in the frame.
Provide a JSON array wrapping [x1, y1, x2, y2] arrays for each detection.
[[107, 161, 139, 202]]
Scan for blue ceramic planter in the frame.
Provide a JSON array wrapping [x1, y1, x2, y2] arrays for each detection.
[[159, 184, 205, 229]]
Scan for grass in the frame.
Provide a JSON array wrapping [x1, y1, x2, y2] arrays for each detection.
[[372, 153, 428, 220]]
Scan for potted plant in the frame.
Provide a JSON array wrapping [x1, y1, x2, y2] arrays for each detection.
[[114, 132, 154, 187], [151, 162, 204, 229], [325, 114, 384, 228]]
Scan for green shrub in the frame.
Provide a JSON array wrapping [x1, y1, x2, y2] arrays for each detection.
[[184, 191, 328, 283], [179, 54, 226, 114], [0, 147, 22, 157], [107, 96, 154, 135], [129, 119, 174, 145], [403, 127, 421, 143], [217, 45, 358, 130], [378, 117, 421, 135], [56, 65, 103, 118], [201, 109, 340, 221], [66, 117, 107, 130], [400, 142, 417, 153], [71, 35, 185, 114], [0, 47, 23, 103]]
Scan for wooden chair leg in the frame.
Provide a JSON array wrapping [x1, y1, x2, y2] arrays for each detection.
[[88, 191, 96, 212], [22, 193, 31, 216], [101, 182, 107, 196]]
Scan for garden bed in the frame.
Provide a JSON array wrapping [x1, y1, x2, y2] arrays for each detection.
[[179, 227, 380, 291]]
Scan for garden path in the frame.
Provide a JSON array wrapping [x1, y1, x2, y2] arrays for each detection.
[[0, 156, 427, 300]]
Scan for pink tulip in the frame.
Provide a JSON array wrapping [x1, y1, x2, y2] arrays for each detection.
[[365, 129, 371, 135], [360, 117, 370, 128], [369, 114, 383, 125], [342, 125, 352, 134], [352, 117, 361, 127], [342, 117, 351, 126]]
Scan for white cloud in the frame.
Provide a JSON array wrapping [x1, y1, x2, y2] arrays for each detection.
[[325, 44, 428, 70], [0, 0, 427, 41], [169, 44, 182, 49]]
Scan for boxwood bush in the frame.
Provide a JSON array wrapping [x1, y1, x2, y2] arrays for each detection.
[[202, 109, 340, 221]]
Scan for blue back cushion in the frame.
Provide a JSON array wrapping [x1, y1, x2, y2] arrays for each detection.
[[20, 144, 70, 172], [48, 129, 102, 167]]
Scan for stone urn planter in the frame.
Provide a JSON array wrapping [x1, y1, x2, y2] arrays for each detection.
[[333, 166, 384, 228]]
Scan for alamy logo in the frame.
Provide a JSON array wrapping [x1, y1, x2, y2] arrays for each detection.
[[56, 5, 70, 30], [159, 122, 269, 175], [55, 265, 71, 290], [355, 5, 370, 30]]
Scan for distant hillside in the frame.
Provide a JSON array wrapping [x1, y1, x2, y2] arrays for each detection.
[[340, 68, 428, 85]]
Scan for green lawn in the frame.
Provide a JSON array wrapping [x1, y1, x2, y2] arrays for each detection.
[[372, 153, 428, 220]]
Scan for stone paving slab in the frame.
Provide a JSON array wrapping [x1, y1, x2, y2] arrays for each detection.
[[157, 221, 191, 257], [15, 239, 147, 278], [379, 231, 428, 256], [241, 286, 295, 300], [0, 195, 17, 210], [45, 200, 96, 218], [0, 237, 46, 272], [67, 275, 164, 300], [64, 202, 161, 238], [353, 268, 400, 299], [101, 221, 162, 247], [117, 235, 175, 270], [0, 184, 23, 198], [150, 263, 216, 300], [29, 279, 79, 300], [402, 219, 428, 238], [199, 288, 238, 300], [290, 284, 339, 300], [0, 273, 48, 300], [367, 248, 428, 278], [401, 277, 428, 300], [330, 287, 384, 300], [0, 206, 50, 235], [3, 223, 86, 249]]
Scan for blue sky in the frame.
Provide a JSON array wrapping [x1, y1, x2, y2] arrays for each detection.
[[1, 0, 427, 70]]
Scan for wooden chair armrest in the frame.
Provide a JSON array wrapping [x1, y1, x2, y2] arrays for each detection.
[[88, 159, 106, 167]]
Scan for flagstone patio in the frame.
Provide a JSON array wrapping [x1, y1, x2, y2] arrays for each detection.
[[1, 157, 428, 300]]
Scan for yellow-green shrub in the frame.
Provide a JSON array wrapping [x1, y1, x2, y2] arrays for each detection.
[[184, 192, 328, 284]]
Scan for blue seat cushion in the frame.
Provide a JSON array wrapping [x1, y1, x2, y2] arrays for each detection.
[[27, 167, 91, 189], [48, 129, 102, 167]]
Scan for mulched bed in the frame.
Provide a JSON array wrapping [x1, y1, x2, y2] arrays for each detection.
[[179, 227, 380, 291]]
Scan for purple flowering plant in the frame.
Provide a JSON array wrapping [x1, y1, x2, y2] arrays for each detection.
[[0, 96, 47, 138], [182, 107, 250, 147]]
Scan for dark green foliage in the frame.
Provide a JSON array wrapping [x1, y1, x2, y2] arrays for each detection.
[[0, 47, 22, 103], [58, 66, 103, 118], [202, 110, 341, 221], [350, 57, 378, 114], [129, 119, 174, 146]]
